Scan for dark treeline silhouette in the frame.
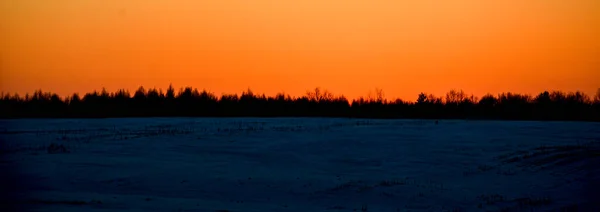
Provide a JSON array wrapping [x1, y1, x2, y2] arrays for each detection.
[[1, 85, 600, 121]]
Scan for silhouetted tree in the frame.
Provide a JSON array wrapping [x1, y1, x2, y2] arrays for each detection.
[[1, 85, 598, 121], [445, 89, 466, 105], [416, 93, 428, 105], [535, 91, 551, 104], [306, 87, 334, 102], [496, 92, 532, 120], [166, 84, 175, 100], [477, 94, 498, 118], [366, 88, 385, 104]]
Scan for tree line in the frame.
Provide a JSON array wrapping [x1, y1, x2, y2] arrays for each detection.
[[1, 85, 600, 121]]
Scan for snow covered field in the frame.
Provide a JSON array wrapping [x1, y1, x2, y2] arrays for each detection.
[[1, 118, 599, 212]]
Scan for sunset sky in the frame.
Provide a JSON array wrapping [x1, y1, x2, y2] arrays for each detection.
[[1, 0, 599, 100]]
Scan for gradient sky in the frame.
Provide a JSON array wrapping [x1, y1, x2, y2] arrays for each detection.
[[1, 0, 599, 100]]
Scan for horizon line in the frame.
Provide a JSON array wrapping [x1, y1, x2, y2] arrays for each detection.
[[2, 85, 599, 103]]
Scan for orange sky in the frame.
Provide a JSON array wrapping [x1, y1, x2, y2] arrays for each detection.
[[1, 0, 599, 100]]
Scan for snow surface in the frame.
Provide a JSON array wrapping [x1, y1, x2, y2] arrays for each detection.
[[1, 118, 599, 212]]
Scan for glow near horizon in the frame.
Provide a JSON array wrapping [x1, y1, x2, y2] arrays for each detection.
[[1, 0, 599, 100]]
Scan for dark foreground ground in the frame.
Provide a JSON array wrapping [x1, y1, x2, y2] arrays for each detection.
[[1, 118, 599, 211]]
